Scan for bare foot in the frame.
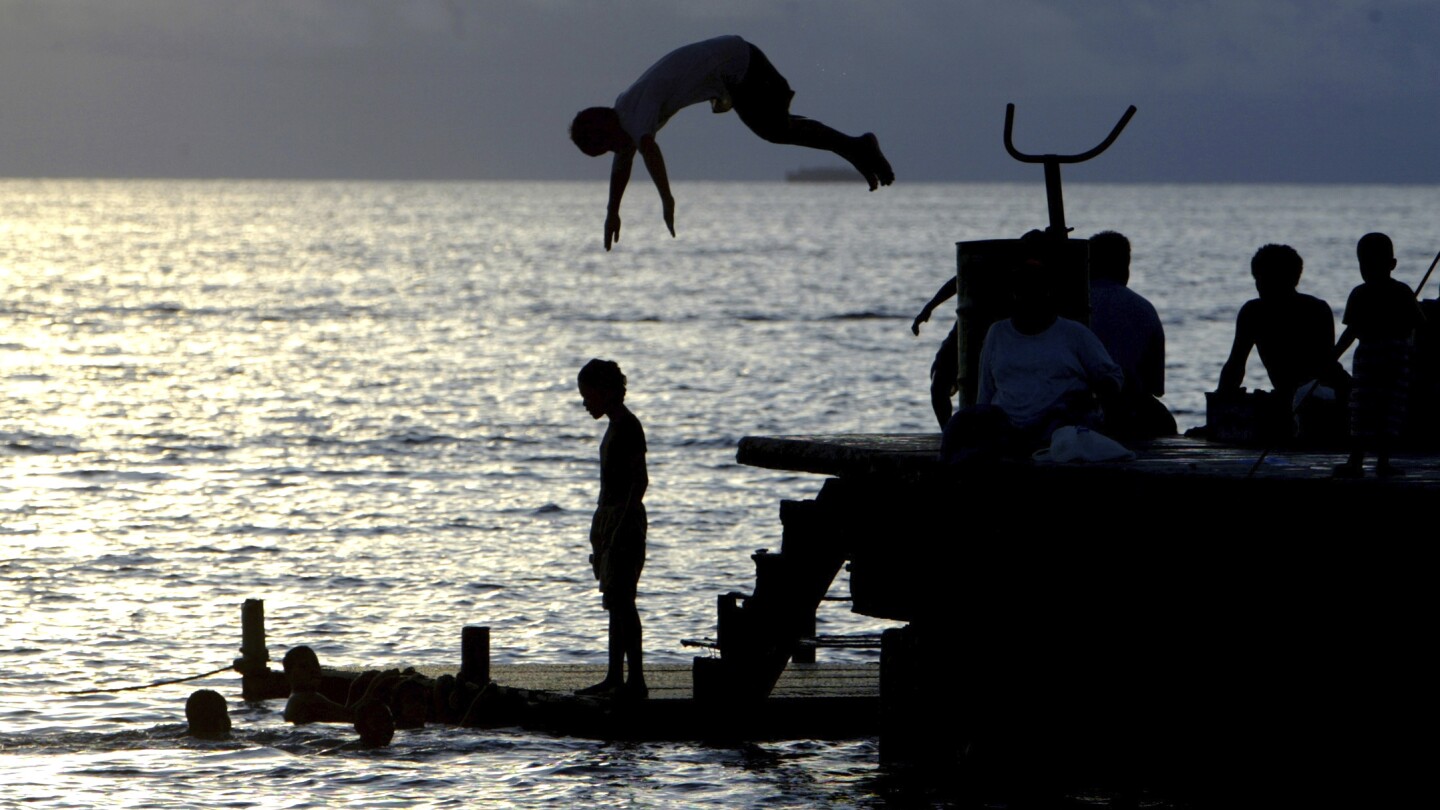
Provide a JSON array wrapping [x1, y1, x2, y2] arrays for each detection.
[[575, 680, 621, 696], [617, 680, 649, 701]]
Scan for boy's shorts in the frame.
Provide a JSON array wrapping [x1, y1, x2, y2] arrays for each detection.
[[729, 43, 795, 142], [590, 505, 646, 608]]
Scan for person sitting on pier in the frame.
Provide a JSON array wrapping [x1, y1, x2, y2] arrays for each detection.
[[911, 277, 961, 429], [1216, 243, 1349, 439], [576, 359, 649, 699], [570, 35, 893, 250], [1087, 230, 1176, 439], [282, 645, 354, 725], [1332, 232, 1425, 478], [941, 235, 1124, 462]]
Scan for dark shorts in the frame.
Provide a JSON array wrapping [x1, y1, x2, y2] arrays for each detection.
[[729, 43, 795, 142], [590, 504, 646, 608]]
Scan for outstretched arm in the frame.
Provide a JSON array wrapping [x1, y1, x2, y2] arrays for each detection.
[[605, 146, 637, 251], [637, 135, 675, 238], [1333, 325, 1356, 361], [912, 279, 958, 335], [1217, 311, 1256, 390]]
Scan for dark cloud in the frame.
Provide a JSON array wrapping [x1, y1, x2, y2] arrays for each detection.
[[1, 0, 1436, 182]]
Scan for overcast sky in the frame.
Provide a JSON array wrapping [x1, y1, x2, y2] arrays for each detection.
[[2, 0, 1437, 183]]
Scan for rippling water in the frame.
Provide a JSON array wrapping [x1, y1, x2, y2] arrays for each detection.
[[4, 179, 1440, 807]]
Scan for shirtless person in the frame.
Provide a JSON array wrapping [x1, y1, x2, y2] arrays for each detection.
[[570, 35, 894, 250], [575, 359, 649, 699], [1218, 243, 1344, 404]]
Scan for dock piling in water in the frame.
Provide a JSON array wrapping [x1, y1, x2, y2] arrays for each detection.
[[235, 598, 289, 701], [461, 625, 490, 686]]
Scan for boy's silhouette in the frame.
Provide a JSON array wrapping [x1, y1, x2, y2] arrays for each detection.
[[910, 277, 959, 428], [570, 36, 893, 250], [576, 359, 648, 699], [1333, 233, 1425, 478]]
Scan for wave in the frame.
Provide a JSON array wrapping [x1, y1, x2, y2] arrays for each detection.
[[1, 432, 82, 455]]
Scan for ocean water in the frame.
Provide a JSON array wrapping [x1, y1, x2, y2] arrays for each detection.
[[4, 178, 1440, 807]]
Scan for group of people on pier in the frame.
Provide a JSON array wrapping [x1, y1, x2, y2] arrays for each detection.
[[1215, 231, 1430, 477], [921, 227, 1434, 478]]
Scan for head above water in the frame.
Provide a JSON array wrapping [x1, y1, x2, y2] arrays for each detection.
[[1088, 230, 1131, 285], [282, 645, 323, 691], [353, 698, 395, 747], [1250, 243, 1304, 299], [570, 107, 627, 157], [1357, 232, 1397, 282], [185, 688, 231, 737]]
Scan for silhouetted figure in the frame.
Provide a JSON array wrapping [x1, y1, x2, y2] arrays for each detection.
[[352, 699, 395, 748], [1410, 294, 1440, 446], [941, 236, 1123, 462], [1087, 231, 1176, 439], [1216, 244, 1348, 441], [575, 359, 649, 699], [570, 35, 894, 250], [346, 668, 431, 730], [911, 278, 959, 428], [1333, 233, 1424, 478], [184, 688, 231, 738], [282, 645, 353, 725]]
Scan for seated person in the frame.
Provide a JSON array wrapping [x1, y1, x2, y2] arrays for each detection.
[[942, 236, 1124, 462], [1087, 230, 1176, 439], [282, 645, 353, 725], [1216, 244, 1349, 440], [910, 276, 960, 428]]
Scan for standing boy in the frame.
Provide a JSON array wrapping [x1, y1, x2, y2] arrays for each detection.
[[570, 35, 893, 250], [1333, 233, 1425, 478], [576, 359, 648, 698]]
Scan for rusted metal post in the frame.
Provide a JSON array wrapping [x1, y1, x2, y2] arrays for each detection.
[[461, 625, 490, 686]]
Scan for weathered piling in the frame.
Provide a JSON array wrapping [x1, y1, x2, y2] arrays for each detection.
[[461, 625, 490, 686], [233, 598, 287, 701]]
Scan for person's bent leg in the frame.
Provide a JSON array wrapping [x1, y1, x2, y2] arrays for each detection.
[[730, 44, 891, 188]]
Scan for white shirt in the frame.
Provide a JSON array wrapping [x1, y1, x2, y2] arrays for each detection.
[[614, 36, 751, 144], [978, 317, 1124, 429]]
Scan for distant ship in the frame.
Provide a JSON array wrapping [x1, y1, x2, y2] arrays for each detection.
[[784, 166, 857, 183]]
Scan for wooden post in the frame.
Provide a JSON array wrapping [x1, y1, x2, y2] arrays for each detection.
[[461, 625, 490, 686], [238, 598, 269, 672], [236, 598, 289, 701]]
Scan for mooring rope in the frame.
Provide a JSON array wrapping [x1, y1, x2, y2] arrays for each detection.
[[60, 664, 234, 696]]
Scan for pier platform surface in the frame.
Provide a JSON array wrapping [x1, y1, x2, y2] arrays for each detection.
[[737, 431, 1440, 483]]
